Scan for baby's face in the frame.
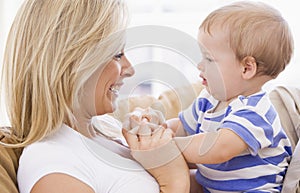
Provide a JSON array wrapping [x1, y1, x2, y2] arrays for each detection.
[[197, 28, 244, 102]]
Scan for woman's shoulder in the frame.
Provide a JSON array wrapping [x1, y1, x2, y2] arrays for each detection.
[[17, 126, 81, 163], [17, 125, 95, 192], [20, 125, 83, 158]]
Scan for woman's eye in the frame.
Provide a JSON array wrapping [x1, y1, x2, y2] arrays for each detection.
[[205, 57, 213, 62], [114, 52, 124, 61]]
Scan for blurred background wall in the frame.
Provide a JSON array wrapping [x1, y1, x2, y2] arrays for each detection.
[[1, 0, 299, 126]]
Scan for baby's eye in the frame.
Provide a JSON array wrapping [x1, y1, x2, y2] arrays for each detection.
[[113, 52, 124, 61]]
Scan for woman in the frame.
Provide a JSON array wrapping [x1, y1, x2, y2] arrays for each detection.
[[0, 0, 189, 192]]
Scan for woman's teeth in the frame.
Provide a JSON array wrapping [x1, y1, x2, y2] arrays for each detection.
[[109, 86, 119, 94]]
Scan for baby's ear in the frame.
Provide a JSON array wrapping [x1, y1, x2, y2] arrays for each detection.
[[241, 56, 257, 79]]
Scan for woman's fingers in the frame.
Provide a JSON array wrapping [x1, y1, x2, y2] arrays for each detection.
[[162, 128, 173, 139], [129, 115, 140, 128], [123, 123, 154, 150], [150, 125, 165, 145], [123, 122, 174, 151], [150, 127, 173, 148], [122, 128, 139, 150], [122, 114, 140, 131], [137, 123, 152, 148]]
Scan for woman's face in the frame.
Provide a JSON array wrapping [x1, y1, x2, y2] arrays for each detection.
[[95, 51, 135, 115]]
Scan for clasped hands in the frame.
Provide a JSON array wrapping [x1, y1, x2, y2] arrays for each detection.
[[122, 107, 173, 152], [122, 107, 190, 193]]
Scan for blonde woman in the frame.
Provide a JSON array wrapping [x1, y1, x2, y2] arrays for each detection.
[[0, 0, 189, 193]]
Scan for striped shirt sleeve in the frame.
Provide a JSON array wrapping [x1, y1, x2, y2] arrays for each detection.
[[179, 89, 216, 135]]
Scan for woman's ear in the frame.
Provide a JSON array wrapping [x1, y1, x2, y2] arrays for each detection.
[[241, 56, 257, 79]]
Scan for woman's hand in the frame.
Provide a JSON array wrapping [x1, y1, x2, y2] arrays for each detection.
[[122, 123, 190, 193]]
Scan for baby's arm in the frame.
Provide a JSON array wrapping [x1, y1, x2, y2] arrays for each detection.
[[174, 128, 248, 164], [166, 118, 187, 137], [167, 118, 247, 164], [123, 107, 247, 165]]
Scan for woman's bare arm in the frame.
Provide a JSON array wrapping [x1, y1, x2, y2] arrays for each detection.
[[31, 173, 94, 193]]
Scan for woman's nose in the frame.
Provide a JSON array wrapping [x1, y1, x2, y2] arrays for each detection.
[[121, 56, 135, 77]]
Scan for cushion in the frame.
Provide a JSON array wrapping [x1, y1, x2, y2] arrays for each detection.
[[269, 86, 300, 151], [0, 128, 23, 193], [269, 86, 300, 193], [282, 140, 300, 193], [112, 81, 204, 121]]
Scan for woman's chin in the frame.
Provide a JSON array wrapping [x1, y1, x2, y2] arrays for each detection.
[[110, 100, 118, 113]]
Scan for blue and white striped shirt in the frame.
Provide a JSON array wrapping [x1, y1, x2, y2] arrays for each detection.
[[179, 88, 292, 192]]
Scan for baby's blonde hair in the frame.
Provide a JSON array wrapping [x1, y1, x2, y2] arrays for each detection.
[[1, 0, 128, 147], [200, 1, 294, 78]]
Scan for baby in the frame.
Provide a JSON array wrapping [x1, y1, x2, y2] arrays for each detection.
[[123, 1, 294, 192]]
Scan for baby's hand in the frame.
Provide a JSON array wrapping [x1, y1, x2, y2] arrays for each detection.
[[140, 107, 165, 125], [122, 107, 171, 151], [122, 107, 166, 132]]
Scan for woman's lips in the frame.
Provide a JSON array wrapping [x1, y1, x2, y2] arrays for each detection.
[[109, 83, 123, 96], [109, 86, 119, 95]]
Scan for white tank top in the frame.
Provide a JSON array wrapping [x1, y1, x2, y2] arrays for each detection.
[[17, 118, 159, 193]]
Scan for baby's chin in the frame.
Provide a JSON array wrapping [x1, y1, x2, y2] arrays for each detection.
[[210, 91, 228, 102]]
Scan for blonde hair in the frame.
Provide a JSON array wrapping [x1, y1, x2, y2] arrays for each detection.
[[1, 0, 128, 147], [200, 1, 294, 78]]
